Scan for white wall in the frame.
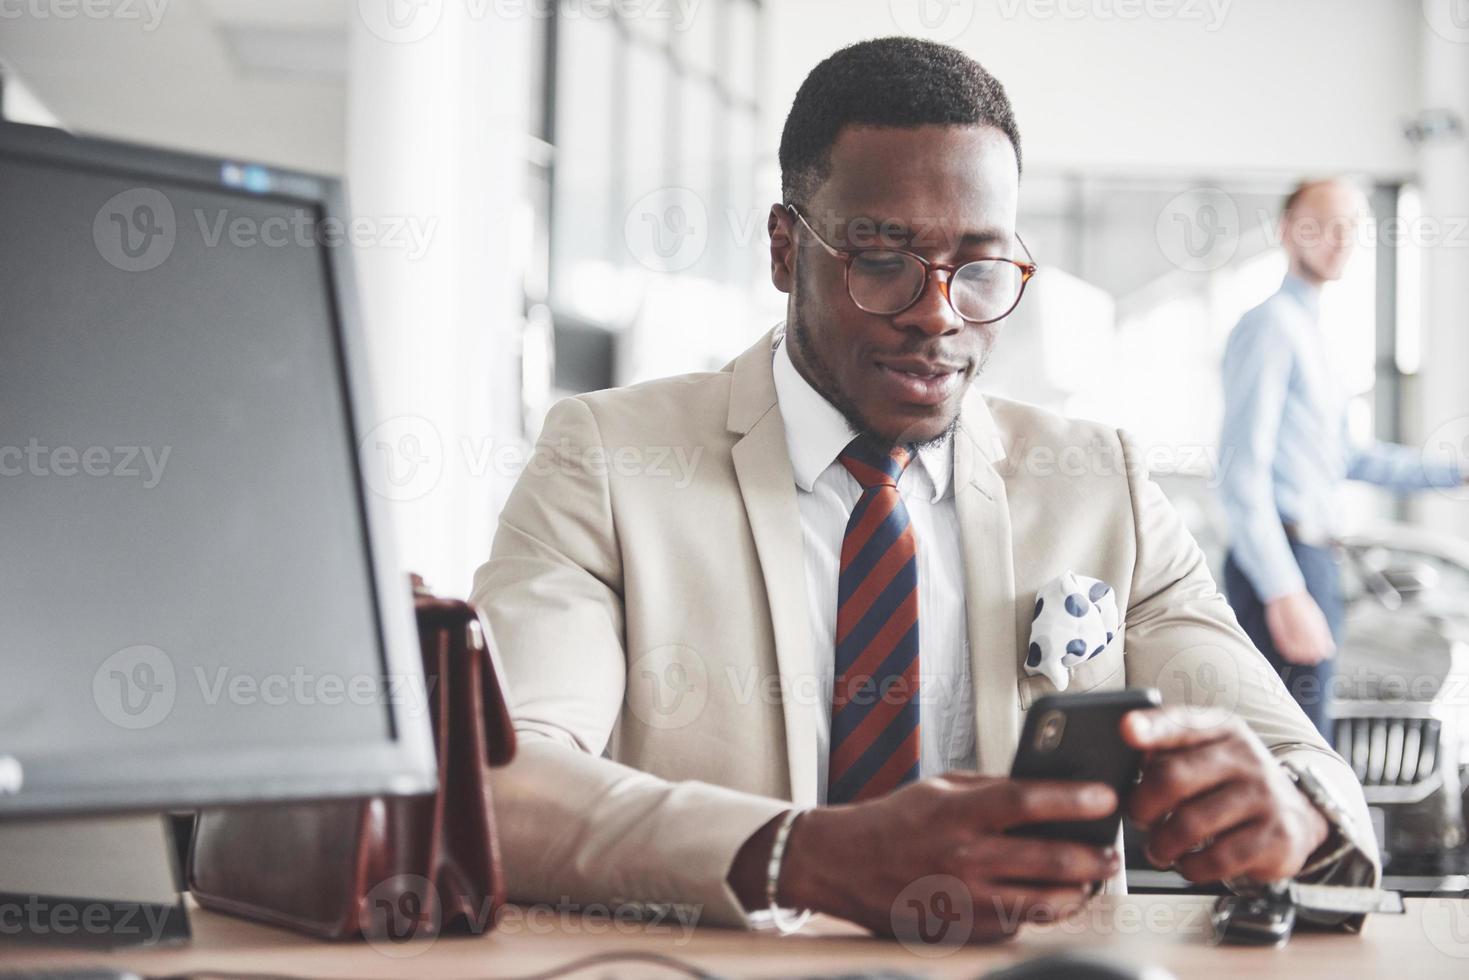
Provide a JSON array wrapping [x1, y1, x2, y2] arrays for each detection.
[[764, 0, 1420, 177], [0, 0, 347, 174]]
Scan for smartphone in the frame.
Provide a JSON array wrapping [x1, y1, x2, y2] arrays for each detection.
[[1008, 687, 1162, 846]]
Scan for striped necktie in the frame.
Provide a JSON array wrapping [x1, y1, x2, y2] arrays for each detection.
[[827, 436, 921, 804]]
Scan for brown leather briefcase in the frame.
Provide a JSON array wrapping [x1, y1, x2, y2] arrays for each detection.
[[188, 577, 517, 941]]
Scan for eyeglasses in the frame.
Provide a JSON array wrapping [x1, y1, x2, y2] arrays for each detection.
[[786, 204, 1037, 325]]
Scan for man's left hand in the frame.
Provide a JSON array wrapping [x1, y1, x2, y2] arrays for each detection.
[[1121, 707, 1330, 883]]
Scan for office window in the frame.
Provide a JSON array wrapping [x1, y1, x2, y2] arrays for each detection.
[[550, 13, 621, 322], [544, 0, 766, 387]]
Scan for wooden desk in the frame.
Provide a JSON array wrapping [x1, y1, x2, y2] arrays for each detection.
[[4, 895, 1468, 978]]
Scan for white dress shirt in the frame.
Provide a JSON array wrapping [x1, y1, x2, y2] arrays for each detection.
[[771, 335, 976, 804]]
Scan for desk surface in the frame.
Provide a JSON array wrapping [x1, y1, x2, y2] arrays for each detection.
[[5, 895, 1469, 979]]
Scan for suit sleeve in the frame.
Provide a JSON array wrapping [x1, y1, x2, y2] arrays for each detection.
[[1116, 429, 1381, 927], [471, 396, 789, 928]]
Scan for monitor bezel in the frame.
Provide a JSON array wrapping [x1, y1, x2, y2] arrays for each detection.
[[0, 121, 440, 816]]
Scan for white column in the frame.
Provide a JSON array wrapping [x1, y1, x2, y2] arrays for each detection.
[[346, 4, 533, 596], [1415, 9, 1469, 535]]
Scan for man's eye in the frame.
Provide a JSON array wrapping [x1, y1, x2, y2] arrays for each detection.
[[852, 252, 909, 275]]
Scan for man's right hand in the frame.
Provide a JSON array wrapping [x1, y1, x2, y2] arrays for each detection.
[[1264, 590, 1335, 665], [731, 774, 1120, 943]]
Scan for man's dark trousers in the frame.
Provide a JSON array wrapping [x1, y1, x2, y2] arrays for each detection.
[[1223, 540, 1344, 739]]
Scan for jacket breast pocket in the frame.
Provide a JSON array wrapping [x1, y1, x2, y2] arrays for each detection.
[[1017, 634, 1125, 711]]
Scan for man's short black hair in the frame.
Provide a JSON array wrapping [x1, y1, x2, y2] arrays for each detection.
[[778, 36, 1022, 205]]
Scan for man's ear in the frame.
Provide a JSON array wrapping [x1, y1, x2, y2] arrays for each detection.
[[768, 204, 796, 294]]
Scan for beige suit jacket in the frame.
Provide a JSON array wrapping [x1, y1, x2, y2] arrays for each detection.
[[470, 328, 1379, 929]]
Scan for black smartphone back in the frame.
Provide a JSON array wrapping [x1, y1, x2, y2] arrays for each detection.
[[1008, 688, 1162, 846]]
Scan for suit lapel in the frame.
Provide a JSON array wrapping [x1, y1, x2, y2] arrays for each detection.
[[954, 392, 1023, 775], [727, 330, 819, 806]]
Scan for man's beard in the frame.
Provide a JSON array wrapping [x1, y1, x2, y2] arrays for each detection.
[[787, 279, 985, 452]]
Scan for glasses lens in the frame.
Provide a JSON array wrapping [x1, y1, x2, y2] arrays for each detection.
[[847, 250, 926, 314], [951, 260, 1023, 322]]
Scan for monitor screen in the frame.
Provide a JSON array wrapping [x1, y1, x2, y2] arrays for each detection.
[[0, 123, 436, 814]]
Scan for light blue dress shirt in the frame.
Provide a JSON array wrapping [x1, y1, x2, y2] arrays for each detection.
[[1219, 274, 1462, 601]]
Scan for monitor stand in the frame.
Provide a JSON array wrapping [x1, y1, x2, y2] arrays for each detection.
[[0, 813, 191, 949]]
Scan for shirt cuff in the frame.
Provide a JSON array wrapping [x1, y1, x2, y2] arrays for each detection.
[[1279, 760, 1382, 932]]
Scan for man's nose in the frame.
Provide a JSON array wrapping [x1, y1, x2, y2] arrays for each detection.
[[893, 269, 964, 337]]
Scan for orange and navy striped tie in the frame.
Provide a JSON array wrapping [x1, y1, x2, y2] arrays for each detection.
[[827, 436, 921, 804]]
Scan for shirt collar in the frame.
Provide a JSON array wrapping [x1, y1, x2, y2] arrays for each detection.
[[771, 331, 953, 502], [1280, 272, 1322, 320]]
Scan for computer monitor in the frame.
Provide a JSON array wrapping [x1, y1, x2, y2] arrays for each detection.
[[0, 122, 437, 817]]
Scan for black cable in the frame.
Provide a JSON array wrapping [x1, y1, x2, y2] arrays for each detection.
[[149, 949, 724, 980]]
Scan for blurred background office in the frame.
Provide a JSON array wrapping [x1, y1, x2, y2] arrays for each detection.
[[5, 0, 1469, 879]]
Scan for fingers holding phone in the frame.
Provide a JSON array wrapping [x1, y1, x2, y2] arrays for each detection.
[[1121, 706, 1332, 883], [777, 773, 1122, 942]]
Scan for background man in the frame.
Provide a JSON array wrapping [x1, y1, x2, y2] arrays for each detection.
[[1220, 178, 1467, 736], [475, 39, 1379, 943]]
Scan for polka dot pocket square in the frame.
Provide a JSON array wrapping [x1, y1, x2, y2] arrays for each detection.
[[1024, 571, 1121, 692]]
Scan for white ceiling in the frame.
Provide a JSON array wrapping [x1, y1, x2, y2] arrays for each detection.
[[0, 0, 352, 173]]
